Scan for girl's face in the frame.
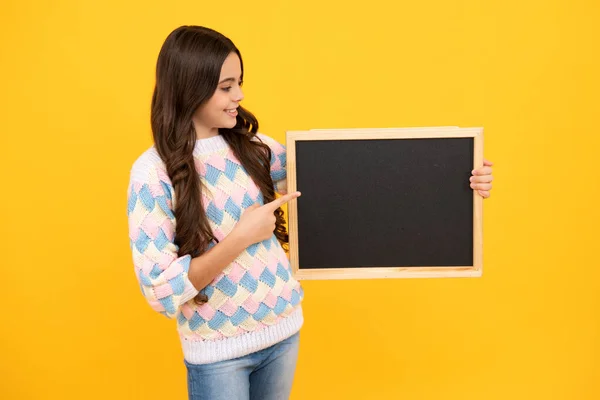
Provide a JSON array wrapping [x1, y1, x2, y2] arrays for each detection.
[[193, 52, 244, 138]]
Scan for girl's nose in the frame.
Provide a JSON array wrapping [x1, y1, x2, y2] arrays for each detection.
[[235, 86, 244, 102]]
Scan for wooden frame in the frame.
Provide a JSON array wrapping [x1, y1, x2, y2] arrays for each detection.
[[286, 127, 484, 280]]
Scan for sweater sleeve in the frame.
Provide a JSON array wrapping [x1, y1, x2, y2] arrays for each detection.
[[256, 133, 288, 195], [127, 155, 199, 319]]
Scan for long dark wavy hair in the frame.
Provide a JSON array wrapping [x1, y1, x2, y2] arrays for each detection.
[[151, 26, 288, 304]]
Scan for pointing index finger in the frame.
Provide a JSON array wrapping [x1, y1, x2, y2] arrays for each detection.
[[265, 191, 301, 211]]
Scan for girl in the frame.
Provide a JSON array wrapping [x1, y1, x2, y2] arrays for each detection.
[[127, 25, 494, 400]]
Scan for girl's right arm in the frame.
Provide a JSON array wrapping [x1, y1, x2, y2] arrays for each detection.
[[186, 191, 300, 292], [127, 159, 299, 318], [127, 164, 199, 318]]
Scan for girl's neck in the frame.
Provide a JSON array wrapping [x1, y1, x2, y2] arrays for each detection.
[[194, 124, 219, 140]]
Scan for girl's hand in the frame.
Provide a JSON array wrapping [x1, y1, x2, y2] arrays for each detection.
[[470, 159, 494, 198], [233, 191, 302, 247]]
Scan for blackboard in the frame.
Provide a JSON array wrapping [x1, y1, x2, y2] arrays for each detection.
[[286, 127, 483, 280]]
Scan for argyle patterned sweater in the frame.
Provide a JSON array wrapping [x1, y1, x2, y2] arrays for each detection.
[[127, 133, 304, 364]]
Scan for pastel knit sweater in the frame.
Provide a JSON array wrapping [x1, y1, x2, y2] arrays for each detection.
[[127, 133, 304, 364]]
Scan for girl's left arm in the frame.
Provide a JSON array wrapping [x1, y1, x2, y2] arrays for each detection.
[[256, 133, 288, 195], [471, 158, 494, 198]]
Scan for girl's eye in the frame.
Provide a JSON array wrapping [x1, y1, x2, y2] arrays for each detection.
[[220, 81, 242, 92]]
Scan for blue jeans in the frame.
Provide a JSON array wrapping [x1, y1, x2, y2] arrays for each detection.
[[184, 332, 300, 400]]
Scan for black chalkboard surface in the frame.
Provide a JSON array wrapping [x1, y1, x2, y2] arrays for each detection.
[[286, 127, 483, 280]]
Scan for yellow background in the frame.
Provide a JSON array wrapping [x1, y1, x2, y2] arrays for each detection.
[[1, 0, 598, 399]]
